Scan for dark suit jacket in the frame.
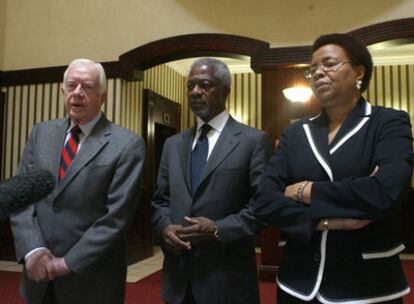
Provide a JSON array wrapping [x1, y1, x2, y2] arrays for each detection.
[[11, 115, 145, 304], [253, 99, 412, 303], [152, 116, 272, 304]]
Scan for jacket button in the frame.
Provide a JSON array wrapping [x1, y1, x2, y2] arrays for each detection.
[[313, 253, 320, 262]]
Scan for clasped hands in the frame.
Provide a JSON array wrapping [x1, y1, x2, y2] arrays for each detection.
[[162, 216, 217, 255], [26, 248, 70, 282]]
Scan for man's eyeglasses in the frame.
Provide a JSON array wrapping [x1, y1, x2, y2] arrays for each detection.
[[304, 60, 351, 79]]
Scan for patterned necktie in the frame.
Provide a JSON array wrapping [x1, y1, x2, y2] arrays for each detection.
[[59, 125, 81, 181], [191, 124, 212, 195]]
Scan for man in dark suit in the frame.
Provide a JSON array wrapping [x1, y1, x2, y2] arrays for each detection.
[[152, 58, 272, 304], [11, 59, 145, 304]]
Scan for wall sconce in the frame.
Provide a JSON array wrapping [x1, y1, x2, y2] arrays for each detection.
[[282, 87, 313, 103]]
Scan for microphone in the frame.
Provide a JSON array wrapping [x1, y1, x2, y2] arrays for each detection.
[[0, 167, 55, 219]]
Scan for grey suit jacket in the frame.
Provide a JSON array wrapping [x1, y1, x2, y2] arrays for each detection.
[[152, 117, 272, 304], [11, 115, 145, 304]]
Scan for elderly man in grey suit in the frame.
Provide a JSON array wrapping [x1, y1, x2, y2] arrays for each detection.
[[11, 59, 145, 304], [152, 58, 272, 304]]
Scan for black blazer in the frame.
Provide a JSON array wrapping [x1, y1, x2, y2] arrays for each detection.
[[253, 99, 412, 303]]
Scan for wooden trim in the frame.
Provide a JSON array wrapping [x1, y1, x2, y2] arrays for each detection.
[[251, 46, 312, 71], [0, 92, 4, 177], [119, 33, 269, 72], [348, 18, 414, 45], [0, 61, 128, 86]]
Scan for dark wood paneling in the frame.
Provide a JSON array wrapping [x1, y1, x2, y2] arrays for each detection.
[[252, 46, 312, 72], [131, 90, 181, 263], [0, 92, 4, 175], [119, 33, 269, 73], [0, 61, 129, 86], [261, 67, 320, 141], [349, 18, 414, 45]]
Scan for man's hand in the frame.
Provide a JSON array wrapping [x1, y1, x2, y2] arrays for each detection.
[[26, 248, 54, 282], [26, 249, 71, 282], [162, 224, 192, 255], [49, 257, 71, 278], [177, 216, 217, 245]]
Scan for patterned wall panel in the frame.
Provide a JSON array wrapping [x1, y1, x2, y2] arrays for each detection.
[[364, 65, 414, 134]]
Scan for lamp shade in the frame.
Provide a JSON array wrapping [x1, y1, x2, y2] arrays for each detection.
[[282, 87, 313, 103]]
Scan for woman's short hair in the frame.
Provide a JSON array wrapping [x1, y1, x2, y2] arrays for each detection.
[[312, 33, 373, 92]]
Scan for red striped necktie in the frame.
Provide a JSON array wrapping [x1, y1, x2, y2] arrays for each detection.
[[59, 125, 81, 181]]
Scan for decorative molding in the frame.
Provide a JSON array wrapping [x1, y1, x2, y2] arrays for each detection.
[[251, 46, 312, 71], [0, 61, 129, 86], [119, 33, 269, 73], [349, 18, 414, 45]]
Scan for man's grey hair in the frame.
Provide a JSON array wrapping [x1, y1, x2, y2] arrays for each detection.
[[189, 58, 231, 88], [63, 59, 107, 93]]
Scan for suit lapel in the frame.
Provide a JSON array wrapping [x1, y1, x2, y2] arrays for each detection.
[[303, 113, 333, 181], [55, 116, 111, 197], [197, 117, 240, 189], [178, 127, 195, 194], [302, 99, 372, 181], [329, 99, 371, 154]]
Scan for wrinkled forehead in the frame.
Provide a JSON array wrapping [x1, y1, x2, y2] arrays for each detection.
[[189, 64, 220, 82]]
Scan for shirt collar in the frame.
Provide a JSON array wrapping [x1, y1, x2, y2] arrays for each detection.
[[196, 110, 229, 133], [68, 112, 102, 136]]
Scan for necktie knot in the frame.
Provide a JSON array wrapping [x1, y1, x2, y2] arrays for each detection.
[[199, 124, 211, 140], [70, 125, 81, 137]]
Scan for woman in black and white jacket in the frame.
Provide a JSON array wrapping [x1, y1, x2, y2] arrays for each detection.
[[253, 33, 412, 304]]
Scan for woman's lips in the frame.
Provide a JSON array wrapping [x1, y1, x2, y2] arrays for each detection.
[[315, 81, 330, 90]]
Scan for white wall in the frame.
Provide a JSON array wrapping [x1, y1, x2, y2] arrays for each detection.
[[2, 0, 414, 70]]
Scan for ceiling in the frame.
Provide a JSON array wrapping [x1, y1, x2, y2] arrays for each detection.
[[166, 40, 414, 76]]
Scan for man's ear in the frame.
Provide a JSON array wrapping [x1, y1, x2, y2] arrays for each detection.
[[223, 86, 230, 99], [101, 92, 107, 105]]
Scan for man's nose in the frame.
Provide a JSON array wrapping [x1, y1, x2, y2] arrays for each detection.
[[189, 84, 202, 95], [73, 83, 84, 95]]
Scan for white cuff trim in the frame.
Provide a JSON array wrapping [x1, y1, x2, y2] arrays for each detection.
[[362, 244, 405, 259]]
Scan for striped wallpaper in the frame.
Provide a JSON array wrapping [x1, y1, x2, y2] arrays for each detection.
[[364, 65, 414, 112], [363, 65, 414, 135]]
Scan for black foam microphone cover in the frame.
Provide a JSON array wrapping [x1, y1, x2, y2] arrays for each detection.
[[0, 167, 55, 219]]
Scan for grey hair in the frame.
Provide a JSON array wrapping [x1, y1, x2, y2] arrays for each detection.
[[63, 59, 107, 93], [189, 58, 231, 88]]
